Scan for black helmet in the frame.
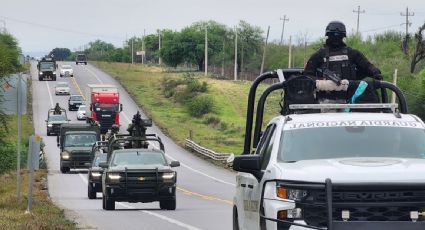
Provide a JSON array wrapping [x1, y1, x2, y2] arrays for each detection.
[[325, 21, 346, 37]]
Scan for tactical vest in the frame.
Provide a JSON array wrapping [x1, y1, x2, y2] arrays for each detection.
[[320, 47, 357, 80]]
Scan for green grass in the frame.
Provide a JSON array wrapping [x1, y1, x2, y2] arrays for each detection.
[[0, 170, 75, 229], [93, 62, 282, 154]]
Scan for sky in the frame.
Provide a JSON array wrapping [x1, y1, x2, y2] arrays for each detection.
[[1, 0, 424, 57]]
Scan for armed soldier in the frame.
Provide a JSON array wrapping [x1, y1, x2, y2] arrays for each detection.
[[53, 103, 62, 115]]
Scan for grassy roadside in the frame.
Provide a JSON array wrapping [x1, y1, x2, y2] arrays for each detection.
[[93, 62, 282, 154], [0, 74, 76, 229]]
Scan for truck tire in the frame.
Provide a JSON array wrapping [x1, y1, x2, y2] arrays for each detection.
[[84, 62, 87, 65], [60, 166, 69, 174], [233, 206, 240, 230], [53, 76, 56, 81], [159, 198, 176, 210], [39, 76, 42, 81], [103, 194, 115, 210], [88, 183, 96, 199]]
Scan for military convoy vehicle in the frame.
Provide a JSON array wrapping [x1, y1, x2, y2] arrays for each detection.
[[232, 69, 425, 230], [58, 123, 100, 173], [46, 107, 69, 136], [37, 57, 58, 81], [99, 112, 180, 210]]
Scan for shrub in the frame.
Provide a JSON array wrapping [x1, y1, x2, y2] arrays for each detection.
[[187, 95, 216, 117], [203, 114, 221, 126]]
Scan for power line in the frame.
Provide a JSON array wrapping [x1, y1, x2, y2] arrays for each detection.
[[361, 23, 403, 33], [353, 6, 365, 34], [0, 15, 124, 40]]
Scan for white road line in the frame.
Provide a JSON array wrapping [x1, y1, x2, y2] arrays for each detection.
[[83, 65, 103, 84], [77, 173, 202, 230], [45, 81, 54, 107], [166, 154, 235, 186], [118, 203, 202, 230]]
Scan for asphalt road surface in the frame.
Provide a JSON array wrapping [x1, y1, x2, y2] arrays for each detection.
[[31, 61, 236, 230]]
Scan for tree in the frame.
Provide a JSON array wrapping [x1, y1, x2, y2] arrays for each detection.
[[160, 31, 184, 67], [411, 23, 425, 73], [236, 21, 263, 72], [49, 48, 71, 61], [0, 33, 20, 77]]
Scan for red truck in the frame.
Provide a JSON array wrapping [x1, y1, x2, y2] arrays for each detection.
[[85, 84, 122, 134]]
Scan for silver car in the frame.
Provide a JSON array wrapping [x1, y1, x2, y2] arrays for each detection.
[[60, 65, 74, 77], [55, 82, 70, 95], [77, 105, 87, 120]]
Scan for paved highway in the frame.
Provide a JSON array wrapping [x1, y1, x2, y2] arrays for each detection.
[[31, 61, 236, 230]]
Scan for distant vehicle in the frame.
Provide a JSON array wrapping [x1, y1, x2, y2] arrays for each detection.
[[88, 153, 107, 199], [60, 64, 74, 77], [58, 124, 100, 173], [68, 95, 84, 111], [86, 84, 122, 134], [77, 105, 87, 120], [37, 57, 57, 81], [55, 82, 70, 95], [45, 108, 69, 136], [76, 54, 87, 65]]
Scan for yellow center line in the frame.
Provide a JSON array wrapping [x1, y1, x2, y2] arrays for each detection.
[[70, 76, 85, 100], [177, 187, 233, 206]]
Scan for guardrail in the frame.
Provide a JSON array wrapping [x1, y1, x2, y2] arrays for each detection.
[[185, 139, 232, 161]]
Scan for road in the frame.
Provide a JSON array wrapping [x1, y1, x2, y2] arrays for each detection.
[[30, 61, 236, 230]]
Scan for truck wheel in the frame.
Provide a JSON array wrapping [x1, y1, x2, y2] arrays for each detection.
[[160, 198, 176, 210], [88, 184, 96, 199], [60, 167, 69, 174], [39, 77, 42, 81], [233, 206, 240, 230], [84, 62, 87, 65], [47, 131, 50, 136], [53, 76, 56, 81], [104, 194, 115, 210]]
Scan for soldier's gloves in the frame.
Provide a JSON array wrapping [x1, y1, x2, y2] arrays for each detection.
[[373, 74, 384, 80], [316, 79, 349, 91]]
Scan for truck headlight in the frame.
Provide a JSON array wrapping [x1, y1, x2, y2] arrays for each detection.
[[91, 172, 102, 177], [162, 172, 176, 182], [276, 186, 308, 201], [39, 72, 43, 75], [108, 173, 121, 181], [47, 124, 53, 127], [62, 151, 70, 160]]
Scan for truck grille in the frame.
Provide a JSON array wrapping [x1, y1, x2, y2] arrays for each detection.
[[303, 188, 425, 227], [96, 112, 115, 133], [70, 150, 93, 163], [52, 124, 61, 133]]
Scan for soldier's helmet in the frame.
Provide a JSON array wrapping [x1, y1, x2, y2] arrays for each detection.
[[325, 21, 346, 37]]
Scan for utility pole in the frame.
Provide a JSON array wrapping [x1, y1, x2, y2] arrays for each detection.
[[260, 26, 270, 74], [353, 6, 365, 34], [0, 19, 5, 33], [279, 15, 289, 45], [205, 28, 208, 76], [288, 36, 292, 68], [16, 72, 22, 200], [221, 39, 225, 77], [234, 26, 238, 81], [158, 30, 162, 65], [401, 7, 414, 54], [142, 29, 146, 65], [131, 37, 134, 64]]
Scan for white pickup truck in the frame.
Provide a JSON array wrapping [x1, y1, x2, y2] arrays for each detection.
[[232, 69, 425, 230]]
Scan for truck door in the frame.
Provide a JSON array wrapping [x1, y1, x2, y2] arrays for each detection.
[[243, 124, 277, 229]]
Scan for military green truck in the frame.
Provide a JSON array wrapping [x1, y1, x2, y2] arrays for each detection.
[[58, 124, 100, 173], [100, 112, 180, 210], [37, 57, 58, 81]]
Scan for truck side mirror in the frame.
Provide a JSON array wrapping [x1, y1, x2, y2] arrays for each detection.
[[233, 155, 263, 181], [170, 161, 180, 167], [120, 104, 123, 112], [90, 104, 93, 111]]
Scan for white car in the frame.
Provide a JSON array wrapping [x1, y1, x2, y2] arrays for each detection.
[[232, 70, 425, 230], [55, 82, 70, 95], [77, 105, 87, 120], [60, 64, 74, 77]]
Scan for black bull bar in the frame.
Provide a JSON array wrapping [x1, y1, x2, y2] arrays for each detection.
[[259, 179, 425, 230]]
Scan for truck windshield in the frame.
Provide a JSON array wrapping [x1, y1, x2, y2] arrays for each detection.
[[93, 154, 107, 167], [77, 55, 86, 60], [94, 103, 119, 112], [48, 114, 67, 121], [279, 126, 425, 162], [112, 151, 167, 166], [40, 62, 55, 71], [64, 134, 97, 147]]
